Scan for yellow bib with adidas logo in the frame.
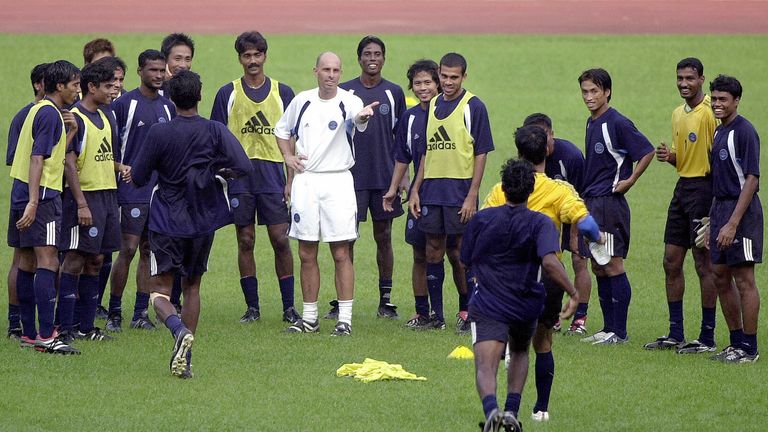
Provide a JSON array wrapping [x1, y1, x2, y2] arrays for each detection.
[[71, 107, 117, 191], [228, 78, 284, 162], [10, 99, 67, 191], [424, 91, 475, 179]]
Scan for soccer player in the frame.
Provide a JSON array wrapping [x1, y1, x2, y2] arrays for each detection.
[[645, 58, 719, 353], [6, 63, 48, 340], [9, 60, 81, 353], [107, 49, 176, 332], [577, 68, 655, 345], [382, 59, 465, 330], [82, 38, 115, 65], [706, 75, 762, 364], [522, 113, 591, 335], [331, 35, 406, 320], [132, 70, 252, 378], [210, 31, 299, 324], [275, 52, 379, 336], [464, 159, 578, 432], [408, 52, 494, 331], [159, 33, 194, 98], [59, 59, 125, 342], [482, 125, 604, 422]]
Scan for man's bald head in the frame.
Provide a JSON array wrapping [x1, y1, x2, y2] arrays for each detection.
[[316, 51, 341, 68], [314, 51, 343, 98]]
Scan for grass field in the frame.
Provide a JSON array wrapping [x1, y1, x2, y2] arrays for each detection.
[[1, 34, 767, 431]]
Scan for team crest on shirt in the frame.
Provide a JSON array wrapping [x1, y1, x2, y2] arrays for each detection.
[[379, 104, 390, 115], [231, 198, 240, 208], [130, 207, 141, 218], [407, 219, 414, 229], [158, 117, 167, 123], [719, 149, 728, 160], [594, 142, 605, 154], [88, 227, 99, 238], [421, 206, 429, 216], [293, 213, 301, 222], [328, 120, 338, 131], [688, 132, 697, 142]]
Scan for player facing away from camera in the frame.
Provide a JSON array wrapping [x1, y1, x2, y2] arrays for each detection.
[[107, 50, 176, 332], [409, 52, 494, 332], [276, 52, 380, 336], [465, 159, 578, 432], [210, 31, 299, 325], [132, 70, 252, 378], [645, 58, 719, 354], [6, 62, 48, 341], [383, 59, 466, 331], [59, 60, 127, 342], [327, 35, 406, 320], [706, 75, 762, 364], [9, 60, 81, 353], [577, 68, 654, 345]]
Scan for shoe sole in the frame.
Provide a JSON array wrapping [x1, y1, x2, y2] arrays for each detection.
[[171, 333, 194, 377]]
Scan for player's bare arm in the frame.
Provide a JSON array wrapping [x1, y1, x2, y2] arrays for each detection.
[[613, 151, 654, 194]]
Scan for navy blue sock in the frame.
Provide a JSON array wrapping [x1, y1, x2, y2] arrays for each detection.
[[34, 268, 57, 338], [57, 272, 79, 331], [78, 275, 99, 333], [415, 295, 430, 317], [132, 292, 150, 320], [596, 276, 613, 333], [699, 307, 716, 346], [379, 278, 392, 306], [279, 275, 294, 310], [743, 333, 758, 355], [170, 273, 182, 306], [729, 329, 744, 349], [574, 302, 589, 320], [504, 392, 521, 416], [164, 314, 185, 338], [610, 273, 632, 339], [482, 394, 498, 419], [668, 300, 684, 341], [458, 292, 469, 312], [73, 296, 83, 331], [8, 304, 21, 329], [108, 294, 122, 315], [533, 352, 554, 412], [426, 261, 445, 321], [17, 269, 36, 339], [240, 276, 259, 309], [97, 254, 112, 304]]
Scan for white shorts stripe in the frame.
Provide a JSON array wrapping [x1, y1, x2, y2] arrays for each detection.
[[744, 237, 754, 262], [69, 226, 79, 250], [46, 221, 56, 246], [150, 251, 157, 276], [605, 232, 615, 256], [470, 321, 477, 345]]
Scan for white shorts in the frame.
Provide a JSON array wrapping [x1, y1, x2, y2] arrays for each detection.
[[288, 170, 358, 242]]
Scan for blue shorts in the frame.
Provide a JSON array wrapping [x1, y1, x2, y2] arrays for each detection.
[[418, 205, 466, 235], [149, 231, 215, 277], [356, 189, 404, 222], [7, 197, 61, 248], [710, 197, 763, 266], [231, 192, 290, 226], [404, 212, 459, 249], [579, 194, 631, 259], [469, 307, 536, 353], [60, 190, 120, 255], [120, 203, 149, 237], [664, 176, 713, 248]]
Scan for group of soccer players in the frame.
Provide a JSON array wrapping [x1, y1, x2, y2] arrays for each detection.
[[4, 32, 762, 431]]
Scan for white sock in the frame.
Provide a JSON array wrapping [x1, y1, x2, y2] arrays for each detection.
[[303, 302, 318, 323], [337, 299, 353, 325]]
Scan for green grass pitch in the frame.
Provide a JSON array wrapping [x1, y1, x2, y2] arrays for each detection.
[[0, 33, 767, 431]]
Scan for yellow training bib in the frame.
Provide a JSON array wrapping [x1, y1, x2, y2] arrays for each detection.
[[71, 107, 117, 191], [10, 99, 67, 192], [424, 91, 475, 179], [227, 78, 285, 162]]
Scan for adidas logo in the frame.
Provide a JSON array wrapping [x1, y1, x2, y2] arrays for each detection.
[[93, 137, 114, 162], [241, 111, 274, 135], [137, 120, 145, 127], [427, 125, 456, 150]]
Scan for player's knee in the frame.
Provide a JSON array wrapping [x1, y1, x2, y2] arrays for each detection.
[[445, 246, 461, 266], [238, 233, 255, 252], [149, 292, 170, 308], [412, 248, 427, 266]]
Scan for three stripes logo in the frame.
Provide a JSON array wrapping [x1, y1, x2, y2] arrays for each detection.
[[427, 125, 456, 151], [241, 111, 274, 135], [93, 137, 114, 162]]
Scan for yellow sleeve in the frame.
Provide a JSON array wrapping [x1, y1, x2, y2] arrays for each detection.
[[553, 179, 588, 225], [481, 182, 505, 209]]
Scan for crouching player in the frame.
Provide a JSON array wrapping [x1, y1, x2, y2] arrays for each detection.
[[132, 71, 252, 378], [464, 159, 578, 432]]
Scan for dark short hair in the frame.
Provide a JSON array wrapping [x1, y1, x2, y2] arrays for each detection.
[[30, 62, 50, 97], [579, 68, 612, 101], [523, 113, 553, 131], [235, 31, 268, 55], [169, 70, 202, 110], [440, 52, 467, 75], [710, 74, 742, 99], [161, 33, 195, 58], [676, 57, 704, 76], [515, 125, 548, 165], [501, 159, 536, 204], [80, 59, 115, 97], [83, 38, 115, 64], [97, 56, 127, 74], [357, 35, 385, 59], [44, 60, 80, 94], [406, 59, 439, 91], [138, 49, 166, 69]]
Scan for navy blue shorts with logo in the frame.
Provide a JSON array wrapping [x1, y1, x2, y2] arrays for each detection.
[[149, 231, 215, 277], [664, 176, 713, 248], [469, 307, 537, 353], [405, 211, 459, 249], [356, 189, 404, 222], [710, 197, 763, 266], [7, 197, 61, 248], [579, 194, 631, 259], [231, 192, 290, 227], [120, 203, 149, 236], [60, 190, 120, 255], [418, 205, 466, 235]]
